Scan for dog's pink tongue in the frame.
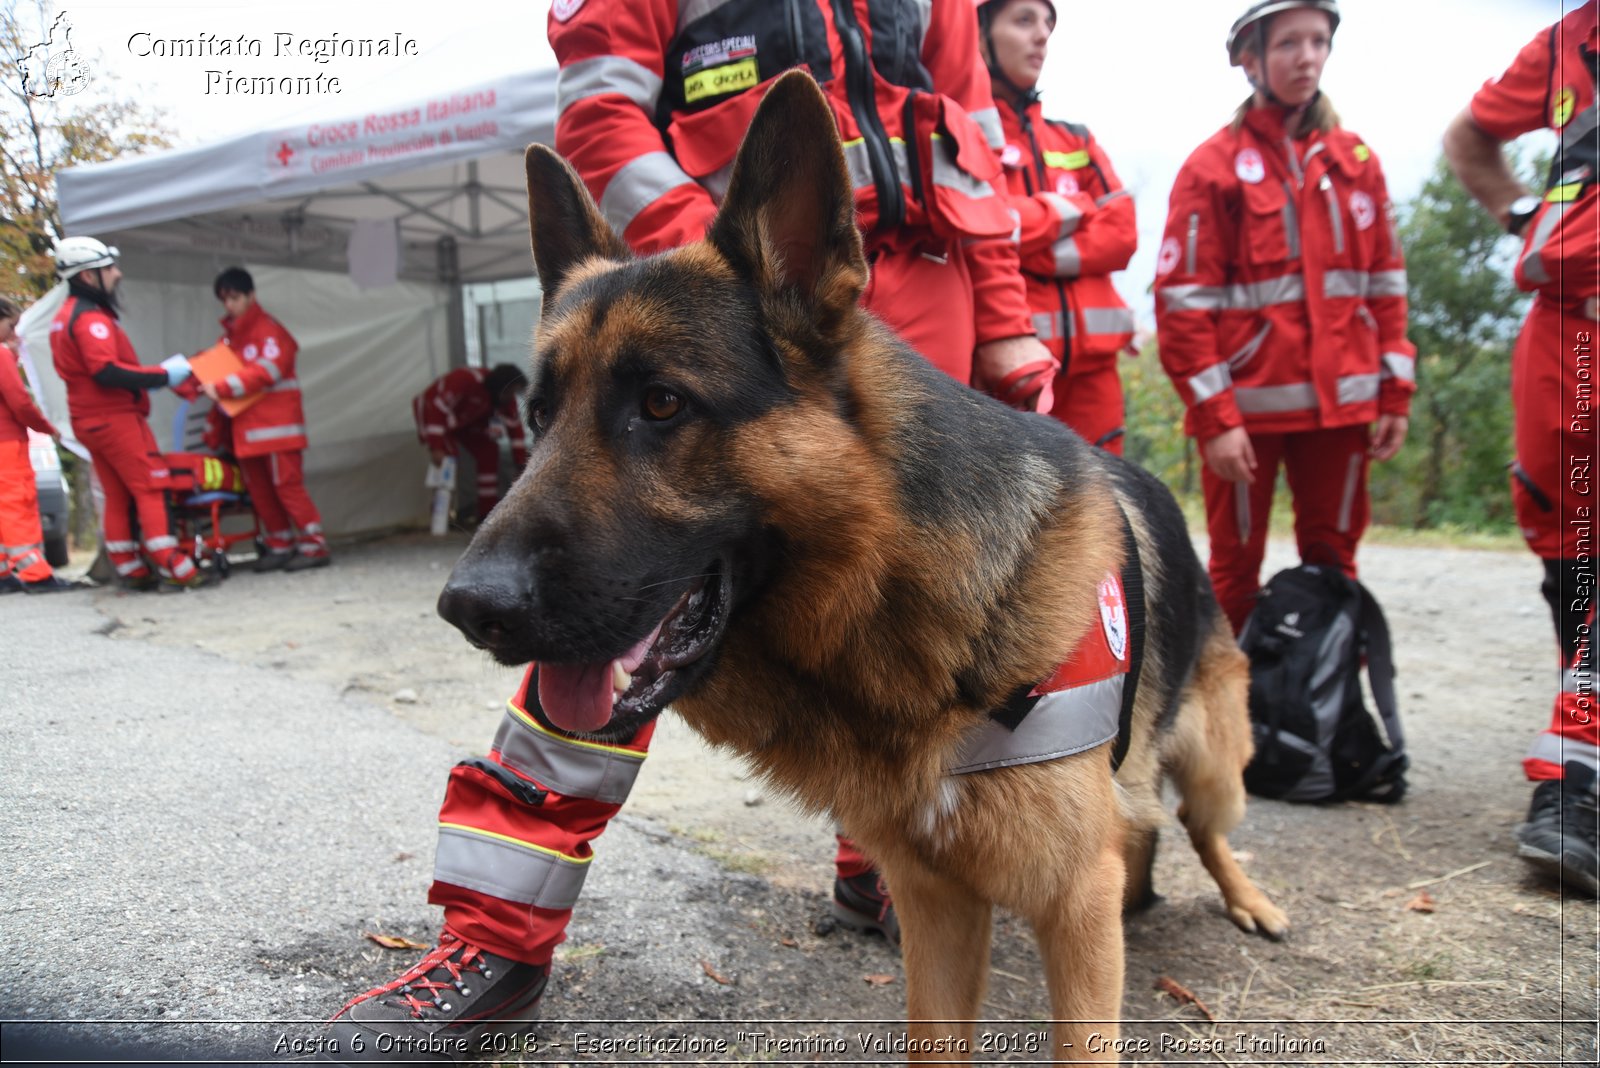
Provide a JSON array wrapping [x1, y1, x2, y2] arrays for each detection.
[[537, 661, 614, 734]]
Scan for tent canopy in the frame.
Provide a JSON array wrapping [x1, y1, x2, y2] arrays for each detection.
[[32, 67, 559, 537], [57, 67, 558, 283]]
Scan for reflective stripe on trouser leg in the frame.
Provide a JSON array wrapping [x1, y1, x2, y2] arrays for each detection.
[[269, 451, 327, 552], [239, 455, 293, 550], [430, 665, 655, 966], [1202, 431, 1285, 633], [0, 441, 53, 580], [1525, 603, 1600, 780], [1282, 425, 1370, 577]]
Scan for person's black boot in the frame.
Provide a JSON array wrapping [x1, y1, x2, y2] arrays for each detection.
[[326, 931, 548, 1063], [831, 870, 902, 947], [1516, 760, 1599, 896]]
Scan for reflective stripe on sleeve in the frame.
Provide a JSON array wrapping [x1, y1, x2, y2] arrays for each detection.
[[1380, 352, 1416, 383], [1032, 311, 1064, 342], [1082, 307, 1135, 338], [1188, 364, 1233, 404], [1336, 373, 1380, 405], [1039, 192, 1081, 239], [969, 106, 1004, 150], [556, 54, 663, 115], [1052, 237, 1081, 277], [433, 824, 592, 911], [493, 699, 647, 804], [599, 151, 700, 237], [242, 424, 307, 444]]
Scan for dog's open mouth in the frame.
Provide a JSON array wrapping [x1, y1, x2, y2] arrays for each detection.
[[536, 559, 731, 734]]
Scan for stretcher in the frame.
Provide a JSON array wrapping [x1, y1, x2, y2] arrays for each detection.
[[154, 450, 258, 577]]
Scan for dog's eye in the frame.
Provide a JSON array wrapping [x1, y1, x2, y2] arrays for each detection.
[[641, 387, 684, 422], [527, 399, 549, 432]]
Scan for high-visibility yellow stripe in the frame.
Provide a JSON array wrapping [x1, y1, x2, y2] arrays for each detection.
[[1044, 149, 1090, 170], [683, 58, 757, 103], [506, 698, 648, 760], [437, 821, 592, 864], [1547, 183, 1583, 203]]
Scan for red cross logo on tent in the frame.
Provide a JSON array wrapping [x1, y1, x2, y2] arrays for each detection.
[[276, 141, 294, 167]]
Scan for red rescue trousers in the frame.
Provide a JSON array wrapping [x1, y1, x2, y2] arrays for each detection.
[[1048, 357, 1125, 455], [1202, 424, 1372, 634], [238, 451, 327, 555], [75, 413, 198, 582], [449, 428, 504, 522], [0, 440, 52, 582]]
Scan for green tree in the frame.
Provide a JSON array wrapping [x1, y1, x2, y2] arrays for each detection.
[[2, 0, 171, 297], [1370, 155, 1531, 532]]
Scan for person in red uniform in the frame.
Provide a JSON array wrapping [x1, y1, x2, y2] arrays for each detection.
[[1442, 0, 1599, 896], [979, 0, 1138, 452], [410, 364, 529, 524], [204, 267, 331, 573], [0, 296, 74, 594], [1153, 0, 1413, 636], [329, 0, 1053, 1055], [47, 238, 212, 591]]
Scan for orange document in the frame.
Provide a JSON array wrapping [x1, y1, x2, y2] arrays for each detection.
[[186, 344, 263, 418]]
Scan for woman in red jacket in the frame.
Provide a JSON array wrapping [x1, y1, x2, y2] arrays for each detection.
[[0, 296, 73, 593], [979, 0, 1138, 452], [1154, 0, 1414, 632]]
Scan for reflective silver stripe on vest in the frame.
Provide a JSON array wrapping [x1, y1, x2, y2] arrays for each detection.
[[1323, 269, 1367, 298], [1032, 311, 1065, 342], [600, 151, 698, 236], [1229, 273, 1304, 308], [1520, 202, 1569, 287], [433, 824, 592, 910], [494, 701, 647, 804], [1525, 732, 1600, 774], [969, 106, 1004, 150], [1366, 269, 1408, 298], [242, 423, 307, 444], [1040, 192, 1080, 238], [267, 378, 299, 393], [1188, 363, 1233, 404], [556, 54, 663, 116], [1337, 373, 1379, 405], [1380, 351, 1415, 382], [1158, 284, 1225, 313], [1096, 189, 1130, 208], [225, 374, 245, 396], [929, 136, 1000, 201], [1083, 307, 1135, 337], [842, 139, 881, 196], [949, 676, 1123, 775], [1236, 382, 1316, 413], [1053, 236, 1080, 277]]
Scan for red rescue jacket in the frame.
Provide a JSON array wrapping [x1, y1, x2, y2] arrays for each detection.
[[214, 302, 307, 458], [1154, 106, 1415, 440], [50, 297, 156, 423], [411, 367, 529, 467], [996, 96, 1136, 370], [0, 344, 56, 444], [548, 0, 1034, 349], [1470, 1, 1600, 309]]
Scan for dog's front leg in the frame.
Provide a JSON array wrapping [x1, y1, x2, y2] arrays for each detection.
[[1029, 841, 1126, 1063], [885, 860, 993, 1064]]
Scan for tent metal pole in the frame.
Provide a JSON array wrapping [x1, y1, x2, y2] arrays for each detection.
[[438, 235, 468, 370]]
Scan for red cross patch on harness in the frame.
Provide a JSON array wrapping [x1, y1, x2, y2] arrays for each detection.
[[1030, 571, 1131, 697]]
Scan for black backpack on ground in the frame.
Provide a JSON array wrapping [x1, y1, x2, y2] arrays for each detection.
[[1238, 564, 1408, 804]]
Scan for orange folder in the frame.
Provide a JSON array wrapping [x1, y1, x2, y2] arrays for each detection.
[[186, 344, 263, 418]]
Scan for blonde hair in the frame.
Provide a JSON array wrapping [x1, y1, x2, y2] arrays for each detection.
[[1231, 92, 1341, 138]]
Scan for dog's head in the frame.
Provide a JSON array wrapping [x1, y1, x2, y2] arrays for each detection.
[[438, 71, 871, 741]]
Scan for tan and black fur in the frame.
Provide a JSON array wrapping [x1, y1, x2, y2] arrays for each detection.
[[439, 72, 1287, 1063]]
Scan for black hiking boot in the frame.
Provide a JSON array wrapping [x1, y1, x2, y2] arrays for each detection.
[[1516, 760, 1599, 897], [252, 549, 294, 573], [325, 931, 548, 1063], [831, 870, 901, 947]]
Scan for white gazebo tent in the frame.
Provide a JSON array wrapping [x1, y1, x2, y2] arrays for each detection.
[[21, 65, 557, 536]]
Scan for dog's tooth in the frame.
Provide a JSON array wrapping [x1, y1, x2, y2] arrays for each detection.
[[612, 660, 630, 694]]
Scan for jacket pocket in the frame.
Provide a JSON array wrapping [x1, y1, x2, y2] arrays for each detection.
[[1240, 179, 1292, 266]]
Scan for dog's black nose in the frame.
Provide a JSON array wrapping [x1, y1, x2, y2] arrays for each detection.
[[437, 572, 527, 655]]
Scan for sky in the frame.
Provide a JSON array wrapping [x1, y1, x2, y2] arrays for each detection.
[[21, 0, 1582, 318]]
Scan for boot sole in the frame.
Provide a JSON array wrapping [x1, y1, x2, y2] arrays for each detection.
[[1517, 841, 1600, 896], [829, 899, 900, 946]]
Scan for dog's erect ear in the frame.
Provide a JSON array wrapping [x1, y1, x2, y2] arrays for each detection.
[[707, 71, 867, 320], [524, 144, 632, 296]]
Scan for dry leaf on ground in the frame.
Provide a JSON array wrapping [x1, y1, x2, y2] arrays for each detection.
[[364, 932, 429, 951], [1155, 975, 1216, 1022], [864, 973, 896, 986], [700, 960, 733, 985], [1406, 889, 1437, 913]]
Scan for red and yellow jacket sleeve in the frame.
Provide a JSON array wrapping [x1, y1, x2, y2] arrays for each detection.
[[1154, 150, 1242, 441], [214, 319, 298, 400], [0, 345, 56, 436], [548, 0, 719, 255], [1016, 133, 1136, 280], [920, 1, 1034, 346], [1362, 150, 1415, 417]]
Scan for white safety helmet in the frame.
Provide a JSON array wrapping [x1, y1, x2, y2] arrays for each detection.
[[1227, 0, 1340, 66], [52, 235, 119, 279]]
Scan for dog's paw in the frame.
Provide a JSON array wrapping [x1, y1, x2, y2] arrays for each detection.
[[1227, 895, 1290, 941]]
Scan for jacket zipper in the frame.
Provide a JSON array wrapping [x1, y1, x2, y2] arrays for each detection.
[[1281, 181, 1300, 259], [785, 0, 804, 71], [1022, 104, 1071, 369], [830, 0, 903, 229], [1320, 173, 1344, 254]]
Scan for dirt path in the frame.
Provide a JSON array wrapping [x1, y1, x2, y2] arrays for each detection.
[[87, 531, 1597, 1063]]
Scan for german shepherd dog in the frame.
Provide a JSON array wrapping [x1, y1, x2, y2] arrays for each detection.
[[438, 71, 1287, 1062]]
